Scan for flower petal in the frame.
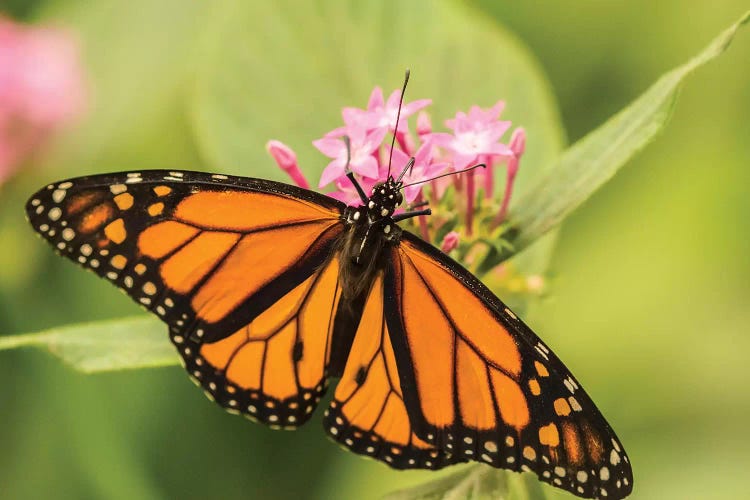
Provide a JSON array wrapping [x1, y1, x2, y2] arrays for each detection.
[[351, 155, 379, 178], [367, 87, 384, 110], [313, 137, 344, 158], [318, 160, 346, 187]]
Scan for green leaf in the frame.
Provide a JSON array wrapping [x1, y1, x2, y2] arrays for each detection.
[[500, 11, 750, 260], [384, 466, 548, 500], [0, 317, 177, 373]]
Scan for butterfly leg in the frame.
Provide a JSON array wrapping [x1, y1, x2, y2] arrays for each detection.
[[392, 208, 431, 222], [405, 200, 429, 211]]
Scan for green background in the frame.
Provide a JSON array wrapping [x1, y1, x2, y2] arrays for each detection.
[[0, 1, 748, 499]]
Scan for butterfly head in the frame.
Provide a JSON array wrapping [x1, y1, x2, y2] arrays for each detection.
[[367, 177, 403, 219]]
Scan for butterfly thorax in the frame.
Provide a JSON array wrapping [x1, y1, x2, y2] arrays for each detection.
[[338, 177, 404, 300]]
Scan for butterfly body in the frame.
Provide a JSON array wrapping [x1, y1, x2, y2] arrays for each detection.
[[338, 177, 405, 298], [26, 169, 633, 499]]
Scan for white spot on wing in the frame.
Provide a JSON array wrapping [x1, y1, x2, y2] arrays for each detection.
[[600, 466, 610, 481], [52, 190, 66, 203]]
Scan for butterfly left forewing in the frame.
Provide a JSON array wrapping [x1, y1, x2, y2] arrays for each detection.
[[27, 170, 347, 427], [383, 233, 633, 500]]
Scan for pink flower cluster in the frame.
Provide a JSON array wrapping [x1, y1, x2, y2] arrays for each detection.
[[267, 83, 526, 244], [0, 17, 86, 186]]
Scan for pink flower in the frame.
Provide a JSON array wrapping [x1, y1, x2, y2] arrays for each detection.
[[388, 142, 449, 203], [342, 87, 431, 135], [0, 17, 86, 185], [526, 274, 544, 293], [494, 127, 526, 225], [264, 82, 527, 248], [441, 231, 460, 253], [314, 125, 386, 187], [266, 140, 310, 189], [326, 175, 377, 206], [416, 111, 432, 140], [431, 101, 513, 170]]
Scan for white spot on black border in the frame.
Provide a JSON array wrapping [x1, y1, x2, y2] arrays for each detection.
[[52, 190, 66, 203]]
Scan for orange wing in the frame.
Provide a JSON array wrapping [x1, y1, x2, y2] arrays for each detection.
[[323, 273, 462, 469], [382, 233, 633, 499], [26, 170, 346, 426]]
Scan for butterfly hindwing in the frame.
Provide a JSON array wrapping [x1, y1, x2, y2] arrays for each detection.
[[382, 232, 633, 500], [191, 253, 344, 426], [323, 273, 463, 469], [26, 170, 347, 426]]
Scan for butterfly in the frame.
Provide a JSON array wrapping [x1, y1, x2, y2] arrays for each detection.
[[25, 161, 633, 499]]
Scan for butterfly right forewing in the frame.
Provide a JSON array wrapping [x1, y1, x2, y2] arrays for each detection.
[[379, 233, 633, 500]]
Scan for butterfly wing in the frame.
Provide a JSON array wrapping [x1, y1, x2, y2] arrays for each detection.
[[323, 272, 464, 469], [379, 232, 633, 499], [26, 170, 347, 426]]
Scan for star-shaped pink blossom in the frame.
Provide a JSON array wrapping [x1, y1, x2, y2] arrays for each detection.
[[341, 86, 431, 135], [314, 125, 387, 188], [430, 101, 513, 170], [387, 142, 449, 203], [326, 174, 378, 206]]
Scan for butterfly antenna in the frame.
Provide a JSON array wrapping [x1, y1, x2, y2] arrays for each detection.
[[395, 157, 415, 183], [342, 135, 369, 204], [342, 135, 352, 172], [386, 69, 410, 179], [400, 163, 486, 189]]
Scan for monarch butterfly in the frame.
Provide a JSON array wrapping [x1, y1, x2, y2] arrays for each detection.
[[25, 86, 633, 500]]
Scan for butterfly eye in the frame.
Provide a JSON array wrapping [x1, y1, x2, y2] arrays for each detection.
[[396, 192, 403, 205]]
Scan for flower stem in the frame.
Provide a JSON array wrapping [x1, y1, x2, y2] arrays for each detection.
[[415, 192, 430, 240], [492, 156, 517, 228], [465, 169, 475, 236], [482, 154, 494, 199]]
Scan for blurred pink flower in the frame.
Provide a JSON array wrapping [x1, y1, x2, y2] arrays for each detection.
[[441, 231, 460, 253], [0, 17, 86, 185]]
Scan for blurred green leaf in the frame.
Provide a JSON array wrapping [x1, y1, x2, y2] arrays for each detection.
[[0, 317, 176, 373], [500, 10, 750, 260], [384, 466, 548, 500]]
